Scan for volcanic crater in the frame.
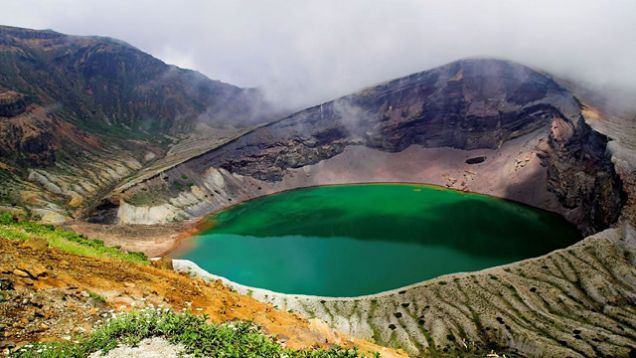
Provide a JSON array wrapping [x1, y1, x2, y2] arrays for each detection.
[[83, 58, 636, 357], [1, 32, 635, 357]]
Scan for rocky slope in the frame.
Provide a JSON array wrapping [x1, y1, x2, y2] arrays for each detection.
[[105, 59, 625, 236], [0, 25, 276, 223], [0, 25, 269, 135]]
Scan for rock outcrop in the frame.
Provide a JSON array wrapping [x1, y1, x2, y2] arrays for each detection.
[[541, 112, 625, 235], [0, 91, 27, 117]]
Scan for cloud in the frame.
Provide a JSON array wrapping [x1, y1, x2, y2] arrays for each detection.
[[1, 0, 635, 110]]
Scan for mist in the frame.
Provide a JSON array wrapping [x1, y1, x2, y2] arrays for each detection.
[[2, 0, 635, 111]]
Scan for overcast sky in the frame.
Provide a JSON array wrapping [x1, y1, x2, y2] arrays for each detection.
[[1, 0, 635, 108]]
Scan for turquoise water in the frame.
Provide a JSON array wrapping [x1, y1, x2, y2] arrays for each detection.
[[176, 184, 580, 296]]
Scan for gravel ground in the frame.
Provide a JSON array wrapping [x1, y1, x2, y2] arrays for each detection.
[[88, 337, 190, 358]]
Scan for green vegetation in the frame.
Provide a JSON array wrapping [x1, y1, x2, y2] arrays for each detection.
[[10, 308, 373, 358], [87, 291, 106, 304], [0, 212, 147, 264], [171, 179, 194, 192], [127, 188, 168, 206]]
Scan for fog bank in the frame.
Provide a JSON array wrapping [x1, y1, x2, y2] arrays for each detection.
[[2, 0, 635, 110]]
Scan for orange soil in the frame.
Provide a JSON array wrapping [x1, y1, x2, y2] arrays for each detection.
[[0, 238, 405, 357]]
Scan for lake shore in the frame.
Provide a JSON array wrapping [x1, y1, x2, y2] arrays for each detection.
[[64, 219, 210, 257]]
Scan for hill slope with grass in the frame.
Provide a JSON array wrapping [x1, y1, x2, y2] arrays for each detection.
[[0, 213, 405, 357]]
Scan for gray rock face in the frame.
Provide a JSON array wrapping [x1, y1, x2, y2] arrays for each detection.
[[542, 115, 625, 235]]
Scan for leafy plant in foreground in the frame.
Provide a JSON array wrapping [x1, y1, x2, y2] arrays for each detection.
[[9, 308, 372, 358]]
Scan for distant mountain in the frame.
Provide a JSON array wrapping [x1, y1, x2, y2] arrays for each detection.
[[0, 25, 271, 166], [0, 25, 275, 221]]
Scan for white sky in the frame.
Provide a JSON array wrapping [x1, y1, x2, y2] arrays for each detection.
[[1, 0, 635, 108]]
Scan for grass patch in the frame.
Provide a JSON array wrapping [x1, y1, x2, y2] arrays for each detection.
[[87, 291, 106, 304], [9, 308, 374, 357], [0, 212, 147, 264], [171, 180, 194, 192]]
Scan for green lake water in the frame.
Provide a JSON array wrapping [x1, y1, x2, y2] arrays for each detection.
[[176, 184, 580, 297]]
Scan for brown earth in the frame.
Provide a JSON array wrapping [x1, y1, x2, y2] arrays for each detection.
[[63, 220, 202, 257], [0, 238, 405, 357]]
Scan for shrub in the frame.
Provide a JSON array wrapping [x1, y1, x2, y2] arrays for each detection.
[[10, 308, 370, 358], [0, 212, 16, 225]]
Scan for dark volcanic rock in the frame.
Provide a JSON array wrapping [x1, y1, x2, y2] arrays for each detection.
[[192, 59, 580, 181], [465, 156, 487, 164], [541, 115, 625, 235], [0, 91, 27, 117]]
